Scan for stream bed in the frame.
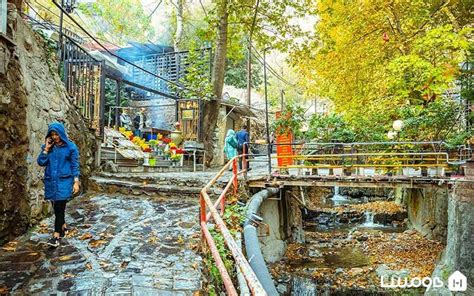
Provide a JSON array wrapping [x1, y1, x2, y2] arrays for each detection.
[[270, 189, 444, 295]]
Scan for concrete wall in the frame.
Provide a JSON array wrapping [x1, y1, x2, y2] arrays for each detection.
[[259, 199, 287, 263], [426, 181, 474, 296], [0, 6, 96, 243], [405, 188, 449, 241]]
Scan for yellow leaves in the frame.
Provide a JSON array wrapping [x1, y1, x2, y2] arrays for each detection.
[[79, 233, 93, 240], [85, 262, 92, 270], [2, 241, 18, 252], [58, 255, 74, 262], [64, 273, 75, 279], [120, 261, 129, 269], [88, 239, 107, 248], [350, 201, 404, 215], [66, 228, 78, 238]]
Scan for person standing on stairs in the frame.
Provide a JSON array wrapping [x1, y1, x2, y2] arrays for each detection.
[[236, 124, 251, 170], [224, 129, 238, 170], [37, 122, 80, 247]]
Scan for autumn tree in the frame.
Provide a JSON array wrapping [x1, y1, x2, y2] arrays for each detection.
[[199, 0, 310, 164], [78, 0, 155, 46], [292, 0, 471, 138]]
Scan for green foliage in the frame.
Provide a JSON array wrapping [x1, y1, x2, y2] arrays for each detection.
[[104, 79, 127, 126], [173, 42, 213, 100], [292, 0, 471, 137], [204, 200, 245, 294], [271, 103, 306, 138], [78, 0, 155, 46], [397, 98, 470, 143], [306, 114, 356, 143], [224, 48, 263, 89]]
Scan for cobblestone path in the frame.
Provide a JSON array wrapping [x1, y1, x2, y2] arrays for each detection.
[[0, 194, 203, 295]]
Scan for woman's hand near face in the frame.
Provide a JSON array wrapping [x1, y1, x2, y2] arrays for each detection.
[[44, 137, 53, 152]]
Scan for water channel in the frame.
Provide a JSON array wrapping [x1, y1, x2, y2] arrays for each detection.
[[270, 186, 444, 295]]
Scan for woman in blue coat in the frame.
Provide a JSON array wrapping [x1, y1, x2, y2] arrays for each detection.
[[37, 122, 80, 247]]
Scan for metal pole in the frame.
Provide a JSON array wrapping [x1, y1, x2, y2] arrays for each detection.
[[115, 80, 121, 130], [263, 48, 271, 175], [58, 0, 65, 72], [280, 89, 285, 111], [246, 37, 252, 133]]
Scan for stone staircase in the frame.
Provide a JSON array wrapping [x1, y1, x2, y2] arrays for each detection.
[[89, 171, 229, 198]]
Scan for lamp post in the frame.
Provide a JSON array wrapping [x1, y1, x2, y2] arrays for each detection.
[[388, 120, 404, 141], [263, 47, 271, 175]]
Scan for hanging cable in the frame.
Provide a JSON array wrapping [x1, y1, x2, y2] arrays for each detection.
[[51, 0, 193, 93]]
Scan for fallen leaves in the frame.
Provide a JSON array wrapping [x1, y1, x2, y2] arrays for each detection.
[[350, 201, 405, 215], [66, 228, 78, 238], [79, 233, 93, 240], [85, 262, 92, 270], [88, 239, 107, 248], [58, 255, 74, 262], [120, 261, 129, 269], [63, 273, 75, 279], [2, 241, 18, 252]]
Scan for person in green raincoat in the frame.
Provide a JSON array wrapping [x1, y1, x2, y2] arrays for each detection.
[[223, 129, 238, 162]]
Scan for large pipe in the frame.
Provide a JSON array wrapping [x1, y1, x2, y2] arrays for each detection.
[[244, 188, 279, 296]]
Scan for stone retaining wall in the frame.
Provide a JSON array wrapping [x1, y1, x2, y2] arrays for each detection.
[[0, 6, 96, 243]]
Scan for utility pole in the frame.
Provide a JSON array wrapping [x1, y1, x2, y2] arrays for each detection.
[[246, 37, 252, 132], [280, 89, 285, 111], [263, 48, 271, 175]]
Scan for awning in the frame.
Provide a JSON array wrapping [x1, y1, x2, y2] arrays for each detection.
[[221, 101, 259, 120]]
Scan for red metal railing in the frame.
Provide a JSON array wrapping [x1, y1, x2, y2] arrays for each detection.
[[200, 155, 266, 295]]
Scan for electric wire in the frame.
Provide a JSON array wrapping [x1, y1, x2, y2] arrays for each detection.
[[51, 0, 191, 94]]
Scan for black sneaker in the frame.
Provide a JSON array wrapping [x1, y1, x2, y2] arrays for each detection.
[[47, 237, 60, 248]]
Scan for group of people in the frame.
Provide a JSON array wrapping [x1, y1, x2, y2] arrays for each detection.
[[224, 125, 251, 170], [119, 107, 151, 138]]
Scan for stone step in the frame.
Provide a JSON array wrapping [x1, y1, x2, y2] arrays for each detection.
[[96, 171, 230, 188], [89, 176, 223, 198]]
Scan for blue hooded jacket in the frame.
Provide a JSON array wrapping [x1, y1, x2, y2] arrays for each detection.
[[37, 123, 80, 201]]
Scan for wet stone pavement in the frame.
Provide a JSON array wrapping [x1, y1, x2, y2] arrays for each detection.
[[0, 194, 203, 295]]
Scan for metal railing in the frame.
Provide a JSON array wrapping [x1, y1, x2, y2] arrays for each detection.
[[200, 155, 266, 295], [246, 141, 472, 177]]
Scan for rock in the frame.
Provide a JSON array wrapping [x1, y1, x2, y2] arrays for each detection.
[[356, 235, 368, 242], [403, 229, 417, 235], [276, 283, 288, 294], [376, 264, 409, 278], [335, 268, 344, 274], [308, 249, 322, 258], [350, 267, 364, 276], [317, 214, 331, 225]]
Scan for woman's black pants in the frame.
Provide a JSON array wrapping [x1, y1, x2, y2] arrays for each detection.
[[52, 200, 67, 234]]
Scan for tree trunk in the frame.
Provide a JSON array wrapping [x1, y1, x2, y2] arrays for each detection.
[[7, 0, 22, 10], [201, 0, 228, 166], [174, 0, 184, 50]]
